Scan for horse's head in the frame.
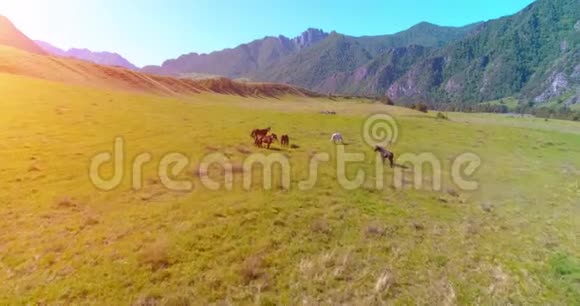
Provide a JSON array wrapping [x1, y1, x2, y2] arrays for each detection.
[[271, 133, 278, 141], [266, 127, 271, 131]]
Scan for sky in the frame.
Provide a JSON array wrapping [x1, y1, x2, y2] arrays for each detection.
[[0, 0, 535, 67]]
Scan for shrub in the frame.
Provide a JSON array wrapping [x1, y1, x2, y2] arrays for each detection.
[[436, 112, 448, 120]]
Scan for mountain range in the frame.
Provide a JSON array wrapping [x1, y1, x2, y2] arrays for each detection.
[[141, 23, 479, 83], [2, 0, 579, 107], [141, 0, 580, 106], [34, 40, 138, 70]]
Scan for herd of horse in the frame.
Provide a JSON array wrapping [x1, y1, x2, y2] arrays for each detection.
[[250, 127, 289, 149], [249, 127, 395, 168]]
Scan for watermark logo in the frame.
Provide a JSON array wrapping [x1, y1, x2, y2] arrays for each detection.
[[362, 113, 399, 147], [88, 113, 481, 193]]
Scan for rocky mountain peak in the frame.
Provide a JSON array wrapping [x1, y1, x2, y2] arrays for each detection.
[[292, 28, 328, 49]]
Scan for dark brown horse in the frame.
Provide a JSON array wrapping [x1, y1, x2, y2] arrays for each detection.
[[251, 127, 271, 147], [281, 135, 290, 147], [374, 145, 395, 168], [250, 127, 271, 140], [260, 133, 278, 149]]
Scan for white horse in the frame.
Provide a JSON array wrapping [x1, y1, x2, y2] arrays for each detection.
[[330, 132, 344, 144]]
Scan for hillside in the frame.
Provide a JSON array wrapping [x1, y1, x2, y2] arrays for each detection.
[[0, 15, 45, 55], [386, 0, 580, 105], [253, 0, 579, 106], [250, 22, 481, 92], [35, 40, 138, 70], [0, 45, 319, 98]]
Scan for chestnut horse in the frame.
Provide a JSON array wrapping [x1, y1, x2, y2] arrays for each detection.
[[281, 135, 290, 147], [251, 127, 271, 140], [251, 127, 271, 147], [260, 134, 278, 149]]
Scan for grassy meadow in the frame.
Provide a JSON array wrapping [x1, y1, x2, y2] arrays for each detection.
[[0, 73, 579, 305]]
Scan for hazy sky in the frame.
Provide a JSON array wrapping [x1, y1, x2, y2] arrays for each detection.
[[0, 0, 535, 67]]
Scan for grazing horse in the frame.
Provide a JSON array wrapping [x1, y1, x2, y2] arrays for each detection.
[[281, 135, 290, 147], [250, 127, 271, 140], [254, 135, 264, 146], [374, 145, 395, 168], [260, 133, 278, 149], [251, 127, 271, 147], [330, 132, 344, 144]]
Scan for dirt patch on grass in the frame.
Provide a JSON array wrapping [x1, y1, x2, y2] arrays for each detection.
[[139, 237, 172, 271], [365, 222, 386, 237], [240, 255, 266, 284], [311, 218, 332, 234], [55, 197, 80, 210]]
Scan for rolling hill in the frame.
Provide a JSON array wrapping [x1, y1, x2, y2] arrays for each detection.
[[0, 45, 319, 98]]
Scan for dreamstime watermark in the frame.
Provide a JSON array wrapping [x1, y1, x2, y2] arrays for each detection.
[[88, 113, 482, 192]]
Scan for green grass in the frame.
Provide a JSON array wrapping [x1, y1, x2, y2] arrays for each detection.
[[0, 73, 579, 304]]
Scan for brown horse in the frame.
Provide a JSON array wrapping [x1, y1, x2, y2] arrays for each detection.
[[374, 145, 395, 168], [260, 133, 278, 149], [250, 127, 271, 140], [281, 135, 290, 147]]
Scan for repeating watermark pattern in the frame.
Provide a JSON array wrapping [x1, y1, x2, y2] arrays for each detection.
[[89, 113, 481, 193], [362, 113, 399, 147]]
